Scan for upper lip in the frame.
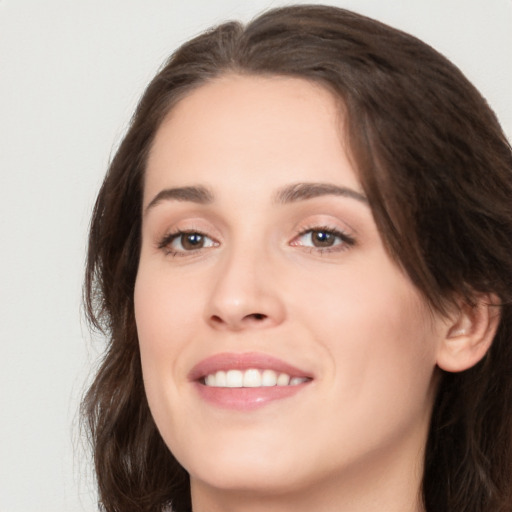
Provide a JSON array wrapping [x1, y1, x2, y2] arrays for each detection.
[[188, 352, 313, 381]]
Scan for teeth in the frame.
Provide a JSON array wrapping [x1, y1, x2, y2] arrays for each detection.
[[215, 370, 227, 387], [277, 373, 290, 386], [243, 369, 261, 387], [203, 369, 309, 388], [226, 370, 243, 388], [261, 369, 277, 387], [205, 374, 216, 386]]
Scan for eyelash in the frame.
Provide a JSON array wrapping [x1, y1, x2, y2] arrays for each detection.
[[157, 229, 217, 257], [157, 225, 356, 257], [292, 225, 356, 253]]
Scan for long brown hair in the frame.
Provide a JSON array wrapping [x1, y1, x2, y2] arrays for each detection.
[[82, 5, 512, 511]]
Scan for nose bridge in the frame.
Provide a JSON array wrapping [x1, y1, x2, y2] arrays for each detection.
[[205, 233, 285, 330]]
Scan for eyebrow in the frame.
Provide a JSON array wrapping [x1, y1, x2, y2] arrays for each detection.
[[273, 182, 368, 205], [145, 185, 214, 214], [144, 181, 368, 215]]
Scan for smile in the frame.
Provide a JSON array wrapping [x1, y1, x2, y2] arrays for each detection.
[[190, 352, 313, 410], [204, 369, 310, 388]]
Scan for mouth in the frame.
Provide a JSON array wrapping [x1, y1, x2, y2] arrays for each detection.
[[189, 352, 313, 410], [203, 368, 310, 387]]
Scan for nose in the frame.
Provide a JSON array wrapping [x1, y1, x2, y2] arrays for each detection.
[[205, 245, 286, 331]]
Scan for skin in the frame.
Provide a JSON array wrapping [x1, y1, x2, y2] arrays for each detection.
[[134, 75, 452, 512]]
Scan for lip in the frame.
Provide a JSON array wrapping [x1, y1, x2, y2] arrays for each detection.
[[188, 352, 313, 381], [189, 352, 313, 411]]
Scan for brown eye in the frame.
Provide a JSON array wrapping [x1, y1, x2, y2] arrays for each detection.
[[311, 230, 336, 247], [180, 233, 205, 250], [160, 231, 218, 254], [291, 227, 355, 252]]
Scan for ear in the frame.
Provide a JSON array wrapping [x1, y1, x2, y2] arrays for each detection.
[[436, 294, 501, 373]]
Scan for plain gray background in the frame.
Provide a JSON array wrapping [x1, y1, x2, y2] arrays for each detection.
[[1, 1, 510, 511]]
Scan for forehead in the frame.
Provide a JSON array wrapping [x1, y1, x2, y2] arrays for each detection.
[[144, 74, 361, 203]]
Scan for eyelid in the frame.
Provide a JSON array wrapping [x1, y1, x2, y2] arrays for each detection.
[[157, 228, 219, 256], [290, 224, 356, 252], [154, 215, 357, 258], [153, 214, 222, 246]]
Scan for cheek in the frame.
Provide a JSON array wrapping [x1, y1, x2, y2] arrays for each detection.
[[134, 266, 192, 399], [134, 267, 197, 447], [293, 259, 439, 399], [134, 272, 168, 362], [134, 258, 214, 397], [134, 263, 200, 356], [297, 270, 439, 458], [134, 271, 168, 401]]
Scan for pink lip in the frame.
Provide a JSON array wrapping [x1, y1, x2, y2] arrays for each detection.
[[188, 352, 313, 411], [188, 352, 312, 381]]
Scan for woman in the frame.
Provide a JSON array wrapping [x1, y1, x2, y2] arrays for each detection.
[[82, 5, 512, 512]]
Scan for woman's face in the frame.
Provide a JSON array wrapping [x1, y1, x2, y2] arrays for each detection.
[[135, 75, 446, 506]]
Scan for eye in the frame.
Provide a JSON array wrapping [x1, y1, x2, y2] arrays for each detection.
[[291, 227, 355, 251], [159, 230, 218, 255]]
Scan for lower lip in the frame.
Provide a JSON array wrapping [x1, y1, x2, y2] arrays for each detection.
[[194, 382, 310, 411]]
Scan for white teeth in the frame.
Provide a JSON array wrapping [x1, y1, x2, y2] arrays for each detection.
[[277, 373, 290, 386], [226, 369, 243, 388], [215, 370, 227, 387], [243, 369, 261, 387], [203, 369, 309, 388], [261, 369, 278, 387], [205, 374, 216, 386]]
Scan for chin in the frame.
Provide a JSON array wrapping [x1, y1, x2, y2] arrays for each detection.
[[193, 463, 292, 493], [171, 427, 310, 493]]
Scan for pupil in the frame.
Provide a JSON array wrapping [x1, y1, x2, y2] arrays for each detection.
[[183, 233, 204, 250], [313, 231, 334, 247]]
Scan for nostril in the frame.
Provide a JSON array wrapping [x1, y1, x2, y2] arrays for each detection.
[[248, 313, 266, 321], [208, 311, 273, 329], [211, 315, 223, 324], [209, 313, 266, 326]]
